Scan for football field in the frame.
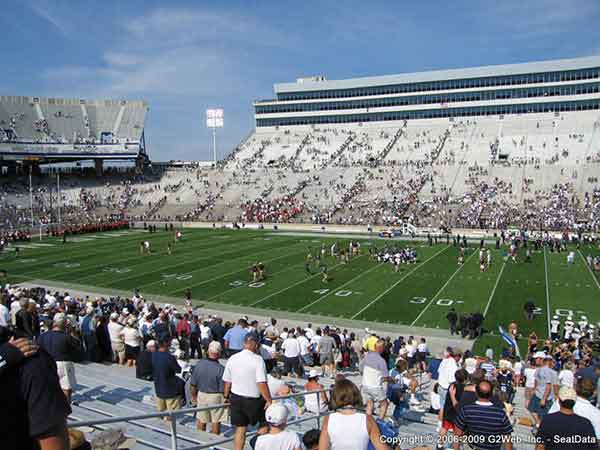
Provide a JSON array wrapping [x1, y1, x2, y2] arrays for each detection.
[[2, 228, 600, 354]]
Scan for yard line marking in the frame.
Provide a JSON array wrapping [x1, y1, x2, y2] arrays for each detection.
[[249, 258, 359, 307], [543, 248, 551, 336], [297, 262, 382, 313], [162, 246, 307, 294], [78, 235, 285, 284], [351, 246, 449, 320], [483, 261, 507, 317], [578, 249, 600, 292], [203, 258, 310, 303], [410, 247, 477, 326]]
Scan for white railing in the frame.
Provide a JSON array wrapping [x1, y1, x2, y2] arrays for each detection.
[[68, 388, 332, 450]]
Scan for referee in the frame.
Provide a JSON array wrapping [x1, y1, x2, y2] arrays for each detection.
[[223, 334, 272, 450]]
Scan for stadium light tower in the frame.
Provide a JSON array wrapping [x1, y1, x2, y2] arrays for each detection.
[[206, 108, 224, 164]]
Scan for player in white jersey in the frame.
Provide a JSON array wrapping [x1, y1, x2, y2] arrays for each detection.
[[549, 315, 561, 341]]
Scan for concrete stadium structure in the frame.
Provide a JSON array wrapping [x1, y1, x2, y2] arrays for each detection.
[[0, 96, 148, 173], [2, 56, 600, 231]]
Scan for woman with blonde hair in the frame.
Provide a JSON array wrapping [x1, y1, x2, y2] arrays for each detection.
[[318, 379, 389, 450]]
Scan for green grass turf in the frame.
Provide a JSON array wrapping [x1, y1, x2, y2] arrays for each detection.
[[3, 228, 600, 356]]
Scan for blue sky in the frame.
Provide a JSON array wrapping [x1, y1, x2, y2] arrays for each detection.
[[2, 0, 600, 161]]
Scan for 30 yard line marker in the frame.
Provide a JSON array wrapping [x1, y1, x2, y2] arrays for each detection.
[[410, 247, 478, 326], [543, 248, 551, 336], [578, 249, 600, 291], [483, 261, 506, 317], [351, 246, 449, 320]]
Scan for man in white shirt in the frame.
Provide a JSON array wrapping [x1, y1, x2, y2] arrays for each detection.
[[437, 348, 461, 416], [281, 332, 303, 377], [548, 378, 600, 439], [107, 312, 125, 365], [360, 339, 392, 419], [297, 329, 311, 366], [304, 323, 314, 340], [223, 334, 272, 450]]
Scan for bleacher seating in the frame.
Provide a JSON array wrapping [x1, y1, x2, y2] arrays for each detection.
[[2, 110, 600, 229]]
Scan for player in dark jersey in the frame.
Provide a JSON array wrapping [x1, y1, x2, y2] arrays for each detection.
[[250, 263, 259, 282], [258, 262, 266, 281]]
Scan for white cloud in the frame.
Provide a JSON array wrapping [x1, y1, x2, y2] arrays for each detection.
[[38, 4, 287, 159]]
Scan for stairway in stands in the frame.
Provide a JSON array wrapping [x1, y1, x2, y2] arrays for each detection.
[[377, 127, 405, 163]]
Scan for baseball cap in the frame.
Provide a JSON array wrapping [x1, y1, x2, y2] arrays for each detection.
[[308, 369, 320, 379], [110, 312, 119, 320], [558, 386, 577, 402], [146, 340, 156, 349], [265, 403, 288, 426], [533, 351, 547, 359]]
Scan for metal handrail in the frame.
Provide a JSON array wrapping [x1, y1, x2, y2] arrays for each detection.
[[68, 387, 332, 450]]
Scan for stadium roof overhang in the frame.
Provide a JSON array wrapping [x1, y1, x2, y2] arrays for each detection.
[[274, 55, 600, 93]]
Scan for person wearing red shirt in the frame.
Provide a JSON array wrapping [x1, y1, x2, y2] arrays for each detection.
[[176, 313, 191, 358]]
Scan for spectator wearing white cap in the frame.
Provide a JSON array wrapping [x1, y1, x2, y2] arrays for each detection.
[[528, 352, 559, 430], [108, 312, 126, 365], [190, 341, 225, 434], [253, 403, 302, 450], [537, 386, 597, 450], [304, 369, 328, 414], [548, 378, 600, 440]]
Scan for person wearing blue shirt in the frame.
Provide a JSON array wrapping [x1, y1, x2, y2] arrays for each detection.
[[152, 338, 183, 418], [224, 319, 249, 357]]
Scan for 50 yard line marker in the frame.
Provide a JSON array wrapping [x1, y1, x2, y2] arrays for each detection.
[[351, 245, 449, 320], [483, 261, 507, 317], [543, 248, 551, 336], [410, 247, 478, 326]]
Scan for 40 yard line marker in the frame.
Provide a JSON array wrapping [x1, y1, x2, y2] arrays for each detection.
[[297, 261, 382, 313], [249, 257, 362, 307], [351, 245, 449, 320], [410, 247, 478, 326]]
